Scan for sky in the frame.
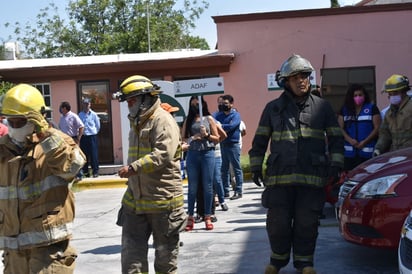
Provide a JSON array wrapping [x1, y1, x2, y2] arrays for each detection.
[[0, 0, 358, 50]]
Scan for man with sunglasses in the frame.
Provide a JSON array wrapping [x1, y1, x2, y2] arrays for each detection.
[[0, 84, 86, 273]]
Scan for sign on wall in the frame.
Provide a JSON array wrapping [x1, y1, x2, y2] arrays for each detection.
[[174, 77, 224, 97]]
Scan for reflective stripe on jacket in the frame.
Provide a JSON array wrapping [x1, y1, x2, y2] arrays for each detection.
[[249, 91, 344, 188], [122, 100, 184, 214], [0, 128, 85, 250], [342, 103, 376, 158]]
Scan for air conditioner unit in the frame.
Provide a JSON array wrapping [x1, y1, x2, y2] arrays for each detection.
[[3, 42, 20, 60]]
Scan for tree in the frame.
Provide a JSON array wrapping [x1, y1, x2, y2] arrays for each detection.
[[6, 0, 210, 58], [0, 81, 15, 96], [331, 0, 341, 8]]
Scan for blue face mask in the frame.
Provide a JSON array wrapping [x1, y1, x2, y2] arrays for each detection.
[[389, 94, 402, 105]]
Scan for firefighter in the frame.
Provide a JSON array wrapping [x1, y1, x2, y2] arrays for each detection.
[[374, 74, 412, 155], [0, 84, 86, 273], [114, 75, 187, 274], [249, 55, 344, 274]]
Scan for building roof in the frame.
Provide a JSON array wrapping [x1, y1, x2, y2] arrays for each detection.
[[212, 2, 412, 23], [0, 50, 235, 82], [355, 0, 412, 6]]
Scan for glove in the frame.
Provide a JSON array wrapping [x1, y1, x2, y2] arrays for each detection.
[[26, 111, 49, 134], [252, 172, 264, 187], [328, 166, 341, 185], [372, 149, 381, 157]]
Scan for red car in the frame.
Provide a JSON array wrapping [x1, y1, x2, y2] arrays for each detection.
[[337, 147, 412, 250]]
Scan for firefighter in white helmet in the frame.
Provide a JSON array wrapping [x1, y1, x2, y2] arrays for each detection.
[[114, 75, 186, 274], [0, 84, 86, 273], [249, 55, 344, 274]]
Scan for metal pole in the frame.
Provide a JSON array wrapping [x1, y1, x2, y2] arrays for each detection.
[[198, 95, 203, 125], [147, 1, 151, 53]]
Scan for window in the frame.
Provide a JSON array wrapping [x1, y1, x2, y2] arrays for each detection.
[[321, 66, 376, 114], [33, 83, 52, 119]]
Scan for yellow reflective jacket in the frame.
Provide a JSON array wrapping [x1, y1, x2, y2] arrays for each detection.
[[0, 128, 86, 250], [122, 100, 184, 214], [375, 96, 412, 153]]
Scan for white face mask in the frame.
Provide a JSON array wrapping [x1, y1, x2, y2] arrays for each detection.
[[128, 101, 140, 117], [8, 122, 35, 144], [389, 94, 402, 105]]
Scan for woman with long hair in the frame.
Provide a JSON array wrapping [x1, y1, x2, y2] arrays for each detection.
[[181, 96, 219, 231], [338, 84, 381, 171]]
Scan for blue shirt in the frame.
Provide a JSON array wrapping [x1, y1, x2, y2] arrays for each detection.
[[79, 110, 101, 136], [213, 109, 241, 144], [59, 111, 84, 137]]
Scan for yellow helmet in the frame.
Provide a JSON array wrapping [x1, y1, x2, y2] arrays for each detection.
[[384, 74, 410, 93], [113, 75, 161, 102], [1, 84, 46, 116]]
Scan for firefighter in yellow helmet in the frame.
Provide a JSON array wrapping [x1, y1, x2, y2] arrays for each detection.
[[114, 75, 186, 274], [249, 55, 344, 274], [0, 84, 86, 273], [374, 74, 412, 155]]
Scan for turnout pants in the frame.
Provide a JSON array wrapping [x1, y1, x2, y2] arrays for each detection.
[[121, 207, 186, 274], [3, 240, 76, 274], [262, 185, 325, 270]]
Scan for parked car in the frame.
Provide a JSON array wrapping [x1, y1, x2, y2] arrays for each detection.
[[399, 209, 412, 273], [337, 146, 412, 250]]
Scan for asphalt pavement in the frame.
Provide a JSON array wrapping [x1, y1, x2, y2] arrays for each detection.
[[0, 177, 400, 273]]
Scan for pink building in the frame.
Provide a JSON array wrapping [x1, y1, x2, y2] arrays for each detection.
[[0, 3, 411, 164], [214, 3, 412, 153]]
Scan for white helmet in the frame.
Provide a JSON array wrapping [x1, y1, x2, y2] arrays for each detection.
[[275, 54, 314, 88]]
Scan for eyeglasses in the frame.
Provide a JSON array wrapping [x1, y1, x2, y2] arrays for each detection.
[[7, 118, 28, 128]]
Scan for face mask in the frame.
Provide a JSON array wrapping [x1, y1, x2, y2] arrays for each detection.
[[353, 96, 365, 106], [128, 99, 141, 117], [218, 104, 230, 112], [8, 122, 35, 144], [190, 105, 199, 114], [389, 94, 402, 105]]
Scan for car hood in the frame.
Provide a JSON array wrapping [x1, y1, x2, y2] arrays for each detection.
[[347, 147, 412, 182]]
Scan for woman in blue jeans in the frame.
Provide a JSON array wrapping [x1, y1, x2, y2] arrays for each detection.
[[182, 96, 220, 231]]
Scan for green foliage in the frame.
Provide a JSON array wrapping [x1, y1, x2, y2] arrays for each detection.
[[331, 0, 341, 8], [6, 0, 210, 58], [0, 81, 15, 95], [0, 82, 16, 113]]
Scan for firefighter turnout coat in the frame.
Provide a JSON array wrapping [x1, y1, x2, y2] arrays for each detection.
[[249, 90, 344, 188], [121, 100, 185, 214], [0, 128, 86, 250], [375, 96, 412, 153]]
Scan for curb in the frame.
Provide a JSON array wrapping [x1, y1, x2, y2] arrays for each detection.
[[71, 176, 188, 191], [71, 177, 127, 191]]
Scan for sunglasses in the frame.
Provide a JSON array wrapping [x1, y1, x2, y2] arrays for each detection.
[[7, 118, 28, 128]]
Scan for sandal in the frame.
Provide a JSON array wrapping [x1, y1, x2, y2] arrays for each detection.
[[204, 216, 214, 231], [185, 216, 194, 231]]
